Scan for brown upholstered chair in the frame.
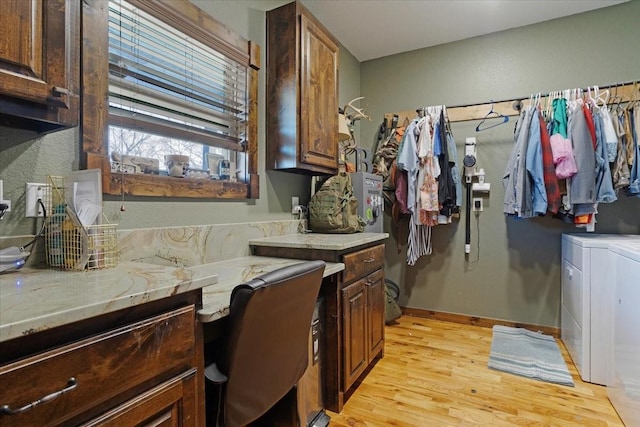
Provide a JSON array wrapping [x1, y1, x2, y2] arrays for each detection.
[[205, 260, 326, 426]]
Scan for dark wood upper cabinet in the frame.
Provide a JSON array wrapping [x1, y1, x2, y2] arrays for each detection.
[[266, 1, 339, 175], [0, 0, 80, 132]]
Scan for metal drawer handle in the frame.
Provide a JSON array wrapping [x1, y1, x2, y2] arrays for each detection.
[[363, 257, 376, 263], [1, 377, 78, 416]]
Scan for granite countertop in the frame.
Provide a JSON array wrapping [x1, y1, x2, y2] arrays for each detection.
[[249, 232, 388, 251], [195, 256, 343, 323], [0, 256, 344, 342], [0, 261, 218, 343]]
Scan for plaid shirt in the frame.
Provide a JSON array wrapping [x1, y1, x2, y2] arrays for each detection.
[[539, 111, 561, 214]]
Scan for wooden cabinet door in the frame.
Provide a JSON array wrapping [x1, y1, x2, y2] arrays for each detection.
[[81, 370, 198, 427], [0, 0, 79, 127], [299, 13, 338, 171], [341, 278, 367, 390], [366, 269, 385, 362]]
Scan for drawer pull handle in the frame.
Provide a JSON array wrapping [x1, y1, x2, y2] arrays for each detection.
[[1, 377, 77, 416], [363, 257, 375, 263]]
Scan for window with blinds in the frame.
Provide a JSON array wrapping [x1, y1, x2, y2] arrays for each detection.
[[107, 0, 247, 171]]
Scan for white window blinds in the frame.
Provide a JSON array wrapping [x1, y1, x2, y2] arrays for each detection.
[[107, 0, 248, 151]]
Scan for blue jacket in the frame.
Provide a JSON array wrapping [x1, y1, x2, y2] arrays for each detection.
[[525, 111, 548, 216]]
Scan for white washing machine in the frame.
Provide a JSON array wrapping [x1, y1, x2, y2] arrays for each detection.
[[608, 242, 640, 427], [561, 234, 640, 385]]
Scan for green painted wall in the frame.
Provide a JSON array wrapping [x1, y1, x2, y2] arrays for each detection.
[[0, 1, 361, 235], [2, 1, 638, 328], [359, 1, 640, 327]]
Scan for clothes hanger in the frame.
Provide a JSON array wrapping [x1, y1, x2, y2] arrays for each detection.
[[614, 83, 630, 112], [624, 81, 637, 111], [541, 92, 550, 119], [475, 100, 509, 132], [596, 86, 610, 107], [610, 83, 620, 107], [588, 86, 600, 112], [545, 91, 557, 120]]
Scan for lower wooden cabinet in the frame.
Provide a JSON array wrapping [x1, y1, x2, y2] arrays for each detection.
[[251, 241, 386, 412], [341, 269, 385, 391], [82, 369, 197, 426], [0, 294, 204, 427]]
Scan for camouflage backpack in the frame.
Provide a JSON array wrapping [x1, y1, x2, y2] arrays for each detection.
[[308, 173, 365, 234]]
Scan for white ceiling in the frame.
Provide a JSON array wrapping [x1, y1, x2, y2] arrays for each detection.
[[299, 0, 628, 62]]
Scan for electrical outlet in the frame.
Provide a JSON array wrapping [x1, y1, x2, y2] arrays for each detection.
[[473, 197, 483, 212], [25, 183, 48, 217], [291, 196, 300, 214]]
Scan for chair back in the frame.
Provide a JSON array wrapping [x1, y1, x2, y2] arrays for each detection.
[[221, 260, 325, 426]]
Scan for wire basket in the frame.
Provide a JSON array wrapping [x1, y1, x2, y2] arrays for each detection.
[[44, 176, 118, 270]]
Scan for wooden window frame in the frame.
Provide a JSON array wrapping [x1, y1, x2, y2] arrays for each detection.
[[81, 0, 260, 199]]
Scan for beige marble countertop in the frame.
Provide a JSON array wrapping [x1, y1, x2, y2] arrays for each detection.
[[0, 261, 218, 343], [0, 256, 343, 342], [249, 232, 388, 251], [195, 256, 344, 323]]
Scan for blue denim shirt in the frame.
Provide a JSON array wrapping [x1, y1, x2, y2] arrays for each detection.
[[525, 111, 548, 216], [594, 112, 617, 203]]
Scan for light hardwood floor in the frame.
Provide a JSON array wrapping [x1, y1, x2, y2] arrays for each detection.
[[328, 316, 623, 426]]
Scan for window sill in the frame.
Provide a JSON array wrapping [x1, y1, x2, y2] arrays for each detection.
[[106, 170, 255, 199]]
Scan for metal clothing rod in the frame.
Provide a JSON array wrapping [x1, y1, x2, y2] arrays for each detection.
[[386, 79, 639, 125]]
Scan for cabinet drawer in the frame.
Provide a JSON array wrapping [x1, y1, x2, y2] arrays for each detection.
[[0, 306, 195, 427], [342, 244, 384, 284], [81, 369, 197, 426]]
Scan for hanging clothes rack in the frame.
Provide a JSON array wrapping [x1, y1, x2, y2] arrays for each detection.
[[385, 80, 640, 125], [383, 104, 462, 266]]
